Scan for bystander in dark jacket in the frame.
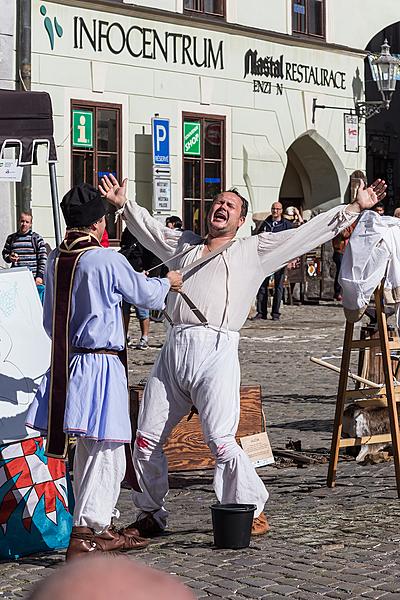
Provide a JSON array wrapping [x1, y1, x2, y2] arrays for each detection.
[[252, 202, 293, 321]]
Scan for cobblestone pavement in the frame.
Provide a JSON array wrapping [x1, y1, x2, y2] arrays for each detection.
[[2, 303, 400, 599]]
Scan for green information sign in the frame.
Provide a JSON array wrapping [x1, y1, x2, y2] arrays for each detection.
[[183, 121, 201, 156], [72, 110, 93, 148]]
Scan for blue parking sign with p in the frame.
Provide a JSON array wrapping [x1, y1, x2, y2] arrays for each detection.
[[152, 118, 170, 166]]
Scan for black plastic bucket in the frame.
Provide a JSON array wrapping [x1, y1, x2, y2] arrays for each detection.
[[211, 503, 256, 549]]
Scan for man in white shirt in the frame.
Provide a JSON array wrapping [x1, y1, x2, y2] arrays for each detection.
[[100, 175, 386, 538]]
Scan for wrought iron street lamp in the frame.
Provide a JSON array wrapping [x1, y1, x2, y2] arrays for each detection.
[[312, 40, 400, 123]]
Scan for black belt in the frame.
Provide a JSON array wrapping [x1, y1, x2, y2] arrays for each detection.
[[71, 347, 119, 355]]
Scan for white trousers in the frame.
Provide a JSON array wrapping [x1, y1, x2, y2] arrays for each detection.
[[73, 438, 126, 532], [132, 326, 269, 528]]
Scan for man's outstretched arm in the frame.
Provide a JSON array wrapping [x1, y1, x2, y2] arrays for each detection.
[[256, 179, 387, 276], [99, 174, 184, 261]]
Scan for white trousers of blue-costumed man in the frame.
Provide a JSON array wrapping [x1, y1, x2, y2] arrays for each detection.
[[132, 325, 269, 528], [73, 439, 126, 532]]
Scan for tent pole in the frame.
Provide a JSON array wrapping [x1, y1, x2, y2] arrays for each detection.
[[15, 0, 32, 215], [49, 163, 62, 247]]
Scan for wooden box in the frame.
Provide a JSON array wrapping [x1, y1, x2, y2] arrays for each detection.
[[129, 385, 263, 471]]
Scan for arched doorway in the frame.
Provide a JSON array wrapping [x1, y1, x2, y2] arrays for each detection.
[[279, 130, 347, 217], [279, 131, 348, 301], [366, 23, 400, 214]]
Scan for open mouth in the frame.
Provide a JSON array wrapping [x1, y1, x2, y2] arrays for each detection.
[[213, 210, 228, 223]]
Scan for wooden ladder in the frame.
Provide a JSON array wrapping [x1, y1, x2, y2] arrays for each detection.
[[327, 281, 400, 497]]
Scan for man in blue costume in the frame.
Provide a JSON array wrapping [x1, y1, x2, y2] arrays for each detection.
[[26, 183, 182, 560]]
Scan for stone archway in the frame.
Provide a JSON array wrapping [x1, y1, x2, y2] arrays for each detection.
[[279, 130, 348, 215]]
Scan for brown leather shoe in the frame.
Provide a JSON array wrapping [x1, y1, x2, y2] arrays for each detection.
[[66, 525, 149, 561], [66, 526, 102, 561], [251, 512, 270, 536], [123, 513, 164, 538], [98, 525, 149, 551]]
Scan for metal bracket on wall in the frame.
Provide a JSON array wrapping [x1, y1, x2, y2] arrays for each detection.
[[312, 98, 386, 125]]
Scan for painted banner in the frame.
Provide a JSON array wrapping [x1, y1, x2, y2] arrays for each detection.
[[0, 437, 73, 559]]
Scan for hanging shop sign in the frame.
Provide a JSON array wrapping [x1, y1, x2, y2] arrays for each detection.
[[344, 114, 359, 153], [72, 110, 93, 148], [183, 122, 201, 156]]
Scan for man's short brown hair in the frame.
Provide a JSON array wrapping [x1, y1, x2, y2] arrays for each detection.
[[215, 189, 249, 218]]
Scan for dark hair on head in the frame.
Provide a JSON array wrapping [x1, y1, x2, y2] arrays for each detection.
[[352, 170, 367, 185], [214, 188, 249, 218], [165, 216, 182, 229], [374, 202, 384, 209]]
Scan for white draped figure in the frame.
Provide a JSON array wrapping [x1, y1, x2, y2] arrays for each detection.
[[99, 175, 385, 537], [339, 210, 400, 323]]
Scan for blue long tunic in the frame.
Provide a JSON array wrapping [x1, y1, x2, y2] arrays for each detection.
[[26, 247, 170, 442]]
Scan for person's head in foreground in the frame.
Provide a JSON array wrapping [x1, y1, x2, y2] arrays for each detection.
[[61, 183, 109, 242], [27, 555, 195, 600], [165, 216, 183, 230], [207, 188, 248, 238], [394, 207, 400, 219], [373, 202, 385, 216]]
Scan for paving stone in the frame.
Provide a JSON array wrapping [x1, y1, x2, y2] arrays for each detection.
[[202, 587, 238, 598]]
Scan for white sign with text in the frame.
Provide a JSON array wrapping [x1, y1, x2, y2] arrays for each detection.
[[0, 160, 23, 182], [153, 178, 171, 212], [344, 114, 359, 153]]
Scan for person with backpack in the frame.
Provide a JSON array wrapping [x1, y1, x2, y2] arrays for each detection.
[[2, 211, 48, 302]]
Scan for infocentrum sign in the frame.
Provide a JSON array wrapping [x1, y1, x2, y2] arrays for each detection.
[[183, 122, 201, 156], [73, 17, 224, 70]]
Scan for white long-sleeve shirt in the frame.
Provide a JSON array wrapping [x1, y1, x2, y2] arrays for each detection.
[[124, 201, 357, 331]]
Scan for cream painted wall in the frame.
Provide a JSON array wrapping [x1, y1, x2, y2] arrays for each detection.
[[128, 0, 400, 49]]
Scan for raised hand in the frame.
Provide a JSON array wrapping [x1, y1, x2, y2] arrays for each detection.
[[370, 179, 387, 202], [98, 174, 128, 209], [352, 178, 387, 212]]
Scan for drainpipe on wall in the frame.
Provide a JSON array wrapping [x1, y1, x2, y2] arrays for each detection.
[[15, 0, 31, 215]]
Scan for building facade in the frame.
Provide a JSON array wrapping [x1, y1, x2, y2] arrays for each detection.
[[2, 0, 400, 246]]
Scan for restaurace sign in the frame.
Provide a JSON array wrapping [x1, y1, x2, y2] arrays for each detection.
[[244, 49, 346, 94]]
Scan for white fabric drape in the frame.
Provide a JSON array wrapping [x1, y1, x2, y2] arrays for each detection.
[[340, 211, 400, 322]]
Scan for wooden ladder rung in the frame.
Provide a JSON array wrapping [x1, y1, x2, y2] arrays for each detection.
[[345, 388, 400, 401], [350, 397, 394, 408], [345, 388, 385, 400], [351, 339, 400, 350], [339, 433, 392, 448]]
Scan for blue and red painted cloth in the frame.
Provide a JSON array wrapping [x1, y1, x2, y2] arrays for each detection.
[[0, 436, 72, 559]]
